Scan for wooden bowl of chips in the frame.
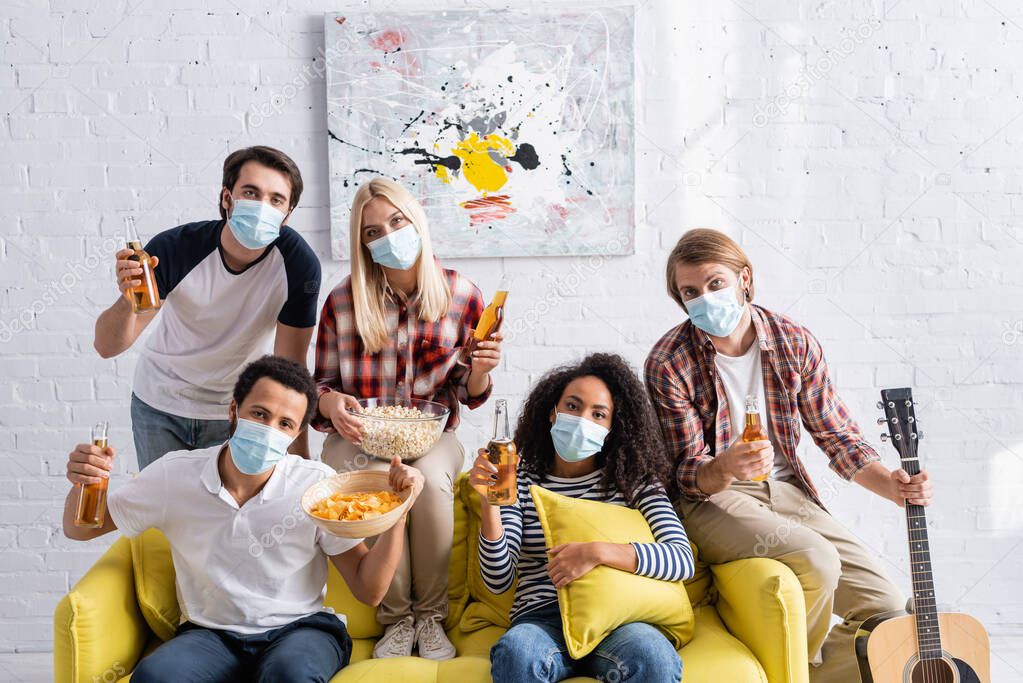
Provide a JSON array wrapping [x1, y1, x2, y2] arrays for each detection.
[[301, 470, 414, 538]]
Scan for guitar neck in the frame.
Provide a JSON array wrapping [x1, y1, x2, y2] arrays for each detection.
[[905, 500, 942, 659], [880, 387, 945, 661]]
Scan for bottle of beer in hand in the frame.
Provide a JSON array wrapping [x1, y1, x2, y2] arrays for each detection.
[[467, 276, 509, 359], [75, 422, 110, 528], [486, 399, 518, 506], [741, 394, 770, 482], [124, 216, 161, 313]]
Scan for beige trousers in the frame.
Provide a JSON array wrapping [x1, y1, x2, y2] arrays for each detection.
[[321, 431, 464, 625], [678, 478, 905, 683]]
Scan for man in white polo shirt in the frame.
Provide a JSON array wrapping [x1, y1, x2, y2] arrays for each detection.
[[94, 146, 321, 468], [62, 356, 424, 682]]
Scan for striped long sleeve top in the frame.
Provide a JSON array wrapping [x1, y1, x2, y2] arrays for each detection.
[[477, 467, 695, 623]]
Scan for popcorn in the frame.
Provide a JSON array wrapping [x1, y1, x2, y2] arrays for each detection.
[[355, 404, 445, 461]]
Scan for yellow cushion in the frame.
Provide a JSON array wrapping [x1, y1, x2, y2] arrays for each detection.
[[684, 539, 715, 608], [457, 475, 516, 632], [129, 529, 179, 642], [530, 485, 695, 659], [54, 538, 149, 683]]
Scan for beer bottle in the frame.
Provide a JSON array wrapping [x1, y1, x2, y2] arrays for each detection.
[[468, 276, 509, 359], [486, 399, 518, 506], [741, 394, 770, 482], [75, 422, 110, 528], [124, 216, 161, 313]]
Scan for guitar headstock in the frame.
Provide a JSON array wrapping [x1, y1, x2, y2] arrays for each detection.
[[877, 387, 921, 475]]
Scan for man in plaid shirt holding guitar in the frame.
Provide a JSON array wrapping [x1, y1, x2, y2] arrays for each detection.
[[645, 229, 934, 683]]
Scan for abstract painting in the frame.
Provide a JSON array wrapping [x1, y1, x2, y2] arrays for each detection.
[[324, 7, 635, 260]]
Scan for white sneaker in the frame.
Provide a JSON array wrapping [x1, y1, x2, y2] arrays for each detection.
[[414, 616, 456, 660], [373, 616, 415, 658]]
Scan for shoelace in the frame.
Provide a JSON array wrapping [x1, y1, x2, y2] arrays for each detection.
[[384, 620, 415, 650], [417, 620, 445, 650]]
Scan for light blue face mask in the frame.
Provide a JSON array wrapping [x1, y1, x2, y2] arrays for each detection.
[[228, 418, 294, 475], [366, 224, 422, 270], [227, 198, 286, 249], [685, 285, 745, 337], [550, 412, 610, 463]]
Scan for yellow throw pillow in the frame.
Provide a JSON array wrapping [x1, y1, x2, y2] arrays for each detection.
[[458, 473, 517, 632], [129, 529, 180, 642], [530, 485, 695, 659]]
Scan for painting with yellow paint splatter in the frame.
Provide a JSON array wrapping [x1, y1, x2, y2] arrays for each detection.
[[324, 7, 635, 259]]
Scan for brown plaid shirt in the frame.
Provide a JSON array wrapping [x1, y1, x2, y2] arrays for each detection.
[[313, 268, 491, 432], [644, 305, 879, 507]]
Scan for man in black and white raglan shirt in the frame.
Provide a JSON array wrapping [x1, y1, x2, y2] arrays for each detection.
[[94, 146, 321, 468]]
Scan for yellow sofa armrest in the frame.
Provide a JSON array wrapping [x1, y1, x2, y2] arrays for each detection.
[[711, 558, 808, 683], [53, 537, 151, 683]]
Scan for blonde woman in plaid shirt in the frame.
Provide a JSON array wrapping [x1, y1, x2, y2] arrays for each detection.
[[313, 178, 501, 660], [644, 229, 934, 683]]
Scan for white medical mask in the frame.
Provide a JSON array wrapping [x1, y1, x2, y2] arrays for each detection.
[[366, 224, 422, 270], [227, 198, 285, 249], [549, 412, 610, 463], [228, 418, 293, 475], [685, 285, 745, 337]]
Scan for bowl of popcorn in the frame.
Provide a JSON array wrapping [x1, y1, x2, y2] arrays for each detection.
[[302, 470, 414, 538], [349, 398, 449, 463]]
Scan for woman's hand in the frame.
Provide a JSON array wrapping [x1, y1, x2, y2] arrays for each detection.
[[468, 448, 498, 504], [470, 332, 502, 376], [320, 391, 365, 443], [66, 443, 115, 486], [547, 542, 603, 588]]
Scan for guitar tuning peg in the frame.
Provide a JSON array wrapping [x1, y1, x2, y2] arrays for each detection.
[[880, 433, 889, 441], [876, 417, 887, 425], [917, 429, 924, 440], [876, 401, 884, 410]]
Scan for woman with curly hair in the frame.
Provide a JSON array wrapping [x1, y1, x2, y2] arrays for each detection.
[[469, 353, 694, 683]]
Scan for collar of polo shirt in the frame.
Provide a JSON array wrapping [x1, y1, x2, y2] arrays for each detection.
[[200, 445, 290, 502]]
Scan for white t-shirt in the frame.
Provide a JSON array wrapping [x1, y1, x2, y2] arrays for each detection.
[[714, 340, 795, 480], [133, 220, 320, 420], [107, 445, 360, 635]]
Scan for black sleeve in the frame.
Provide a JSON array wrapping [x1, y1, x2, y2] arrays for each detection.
[[144, 220, 221, 299], [275, 226, 321, 328]]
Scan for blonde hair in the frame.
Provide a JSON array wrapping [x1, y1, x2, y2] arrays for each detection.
[[664, 228, 755, 307], [349, 177, 451, 353]]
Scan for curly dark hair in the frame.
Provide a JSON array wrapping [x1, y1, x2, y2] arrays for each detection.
[[233, 355, 318, 428], [513, 353, 675, 504]]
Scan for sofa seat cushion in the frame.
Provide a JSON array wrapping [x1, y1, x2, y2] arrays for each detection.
[[331, 655, 492, 682]]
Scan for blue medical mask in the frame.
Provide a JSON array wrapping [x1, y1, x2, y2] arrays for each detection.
[[228, 418, 293, 475], [685, 285, 745, 337], [227, 198, 286, 249], [366, 224, 422, 270], [550, 412, 610, 463]]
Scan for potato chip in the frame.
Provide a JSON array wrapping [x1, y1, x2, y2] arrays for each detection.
[[310, 489, 403, 521]]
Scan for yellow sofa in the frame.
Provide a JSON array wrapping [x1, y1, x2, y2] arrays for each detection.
[[55, 474, 808, 682]]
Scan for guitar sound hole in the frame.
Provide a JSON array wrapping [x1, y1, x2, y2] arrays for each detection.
[[910, 658, 955, 682]]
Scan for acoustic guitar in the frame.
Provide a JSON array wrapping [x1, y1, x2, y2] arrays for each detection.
[[855, 387, 990, 682]]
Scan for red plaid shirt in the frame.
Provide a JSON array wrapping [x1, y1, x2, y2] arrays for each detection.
[[313, 268, 491, 432], [644, 305, 879, 507]]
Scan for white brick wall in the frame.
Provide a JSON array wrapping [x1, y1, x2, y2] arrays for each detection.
[[2, 0, 1022, 658]]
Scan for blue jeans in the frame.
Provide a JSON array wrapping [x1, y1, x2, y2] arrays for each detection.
[[490, 603, 683, 683], [130, 394, 231, 469], [131, 611, 352, 683]]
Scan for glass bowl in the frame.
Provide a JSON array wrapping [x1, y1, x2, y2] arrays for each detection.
[[348, 397, 449, 462]]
